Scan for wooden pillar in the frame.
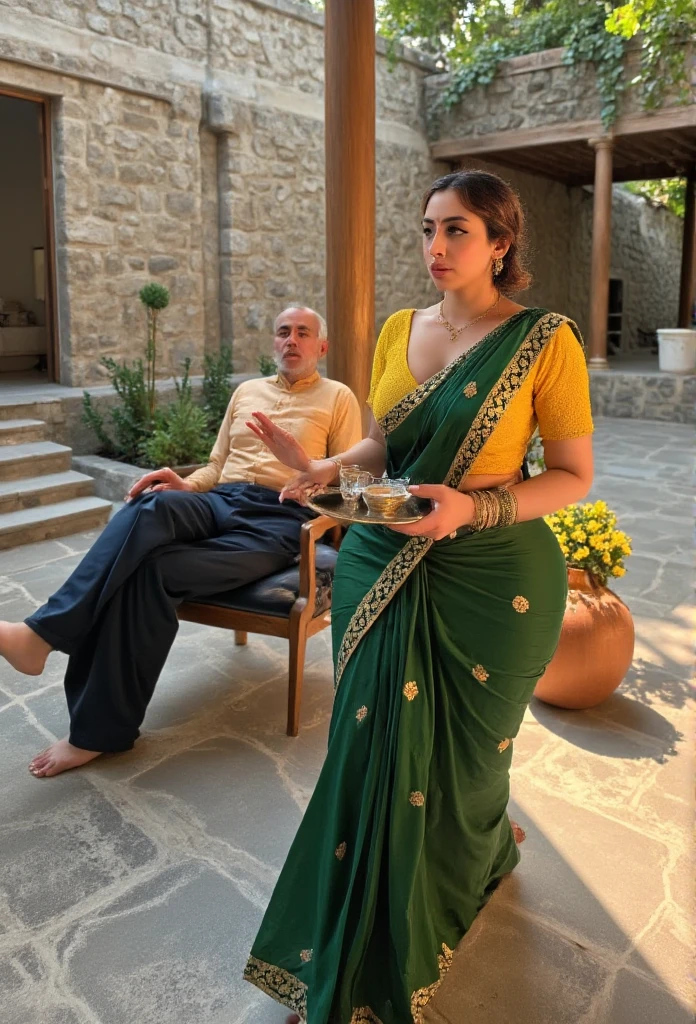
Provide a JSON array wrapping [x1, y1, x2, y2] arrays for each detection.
[[324, 0, 375, 408], [587, 137, 614, 369], [678, 166, 696, 329]]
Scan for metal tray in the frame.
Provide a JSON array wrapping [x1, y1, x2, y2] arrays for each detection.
[[307, 488, 432, 526]]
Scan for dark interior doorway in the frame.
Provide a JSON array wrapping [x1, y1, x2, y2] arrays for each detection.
[[0, 89, 57, 381], [607, 277, 623, 355]]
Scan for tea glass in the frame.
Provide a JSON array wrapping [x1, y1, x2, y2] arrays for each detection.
[[339, 465, 371, 507], [362, 477, 411, 517]]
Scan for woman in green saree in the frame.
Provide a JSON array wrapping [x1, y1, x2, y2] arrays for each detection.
[[244, 171, 594, 1023]]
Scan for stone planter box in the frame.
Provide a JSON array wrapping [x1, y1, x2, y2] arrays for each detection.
[[72, 455, 203, 504]]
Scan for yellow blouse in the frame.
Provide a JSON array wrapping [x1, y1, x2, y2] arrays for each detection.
[[368, 309, 594, 476]]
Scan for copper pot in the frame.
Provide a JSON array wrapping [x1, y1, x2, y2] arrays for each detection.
[[534, 567, 635, 710]]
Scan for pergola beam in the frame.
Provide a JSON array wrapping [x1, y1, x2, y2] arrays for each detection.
[[432, 105, 696, 163]]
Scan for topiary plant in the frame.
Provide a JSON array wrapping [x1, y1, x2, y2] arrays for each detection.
[[139, 282, 170, 418]]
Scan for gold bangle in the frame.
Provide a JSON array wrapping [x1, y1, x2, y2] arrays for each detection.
[[469, 487, 518, 530], [327, 457, 342, 484]]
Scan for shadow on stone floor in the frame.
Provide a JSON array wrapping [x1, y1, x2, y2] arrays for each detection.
[[620, 659, 693, 711], [426, 796, 692, 1024], [528, 695, 682, 764]]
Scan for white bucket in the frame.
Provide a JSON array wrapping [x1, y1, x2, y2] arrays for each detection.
[[656, 329, 696, 374]]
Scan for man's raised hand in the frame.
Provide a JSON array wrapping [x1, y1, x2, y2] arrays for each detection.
[[246, 411, 312, 473]]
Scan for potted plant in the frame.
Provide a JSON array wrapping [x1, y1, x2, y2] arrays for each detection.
[[535, 501, 635, 709]]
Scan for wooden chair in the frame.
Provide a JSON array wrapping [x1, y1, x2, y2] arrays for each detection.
[[177, 515, 341, 737]]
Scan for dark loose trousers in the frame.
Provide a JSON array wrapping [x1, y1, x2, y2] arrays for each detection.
[[25, 483, 314, 752]]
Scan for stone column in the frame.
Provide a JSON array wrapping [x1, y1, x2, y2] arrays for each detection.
[[324, 0, 376, 408], [587, 138, 613, 370], [678, 165, 696, 329]]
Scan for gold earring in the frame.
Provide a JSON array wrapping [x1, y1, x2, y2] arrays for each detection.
[[493, 257, 504, 277]]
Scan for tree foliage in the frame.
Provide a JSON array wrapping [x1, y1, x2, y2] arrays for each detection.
[[624, 178, 687, 218], [376, 0, 695, 126]]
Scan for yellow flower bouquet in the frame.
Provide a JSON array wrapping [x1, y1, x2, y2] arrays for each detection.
[[544, 501, 632, 586]]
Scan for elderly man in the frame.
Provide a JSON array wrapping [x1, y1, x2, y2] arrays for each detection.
[[0, 305, 361, 777]]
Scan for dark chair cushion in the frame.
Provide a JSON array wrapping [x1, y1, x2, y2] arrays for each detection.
[[194, 543, 339, 619]]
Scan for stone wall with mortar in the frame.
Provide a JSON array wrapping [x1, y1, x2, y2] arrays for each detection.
[[457, 156, 684, 347], [425, 47, 695, 141], [568, 186, 684, 345], [0, 0, 441, 385]]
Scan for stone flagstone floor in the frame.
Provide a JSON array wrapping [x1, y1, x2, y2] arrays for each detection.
[[0, 418, 692, 1024]]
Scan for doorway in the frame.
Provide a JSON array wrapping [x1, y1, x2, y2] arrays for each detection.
[[607, 277, 623, 355], [0, 89, 58, 381]]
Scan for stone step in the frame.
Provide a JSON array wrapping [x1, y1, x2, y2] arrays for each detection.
[[0, 471, 96, 514], [0, 496, 112, 550], [0, 419, 46, 445], [0, 441, 72, 481]]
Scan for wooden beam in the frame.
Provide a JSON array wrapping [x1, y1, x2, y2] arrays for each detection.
[[433, 120, 608, 161], [588, 138, 613, 370], [678, 166, 696, 328], [432, 105, 696, 162], [324, 0, 376, 411]]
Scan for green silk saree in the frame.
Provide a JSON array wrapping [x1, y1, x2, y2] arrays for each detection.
[[245, 309, 578, 1023]]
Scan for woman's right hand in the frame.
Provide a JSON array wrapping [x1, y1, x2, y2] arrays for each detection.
[[279, 459, 338, 504]]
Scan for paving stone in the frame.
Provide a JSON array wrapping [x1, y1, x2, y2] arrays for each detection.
[[427, 895, 609, 1023], [65, 865, 261, 1024], [603, 967, 692, 1024], [0, 418, 691, 1023]]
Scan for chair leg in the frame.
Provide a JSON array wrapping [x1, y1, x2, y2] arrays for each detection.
[[234, 630, 248, 646], [287, 622, 307, 737]]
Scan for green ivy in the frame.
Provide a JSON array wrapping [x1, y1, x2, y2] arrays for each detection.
[[378, 0, 695, 128]]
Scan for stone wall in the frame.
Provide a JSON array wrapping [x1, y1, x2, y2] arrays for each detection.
[[568, 186, 683, 345], [454, 155, 684, 347], [425, 46, 695, 141], [0, 0, 441, 384]]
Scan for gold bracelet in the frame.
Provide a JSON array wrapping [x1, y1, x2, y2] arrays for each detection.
[[496, 486, 518, 527], [327, 457, 342, 484], [470, 487, 518, 530]]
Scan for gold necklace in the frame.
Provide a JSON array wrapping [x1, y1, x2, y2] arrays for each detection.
[[437, 294, 501, 343]]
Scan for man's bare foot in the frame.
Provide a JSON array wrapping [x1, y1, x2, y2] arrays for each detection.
[[286, 1016, 301, 1024], [510, 819, 526, 845], [29, 739, 102, 778], [0, 621, 51, 676]]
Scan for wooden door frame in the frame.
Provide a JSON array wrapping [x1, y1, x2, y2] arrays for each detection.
[[0, 85, 59, 381]]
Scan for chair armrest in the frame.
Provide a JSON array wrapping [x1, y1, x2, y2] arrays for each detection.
[[298, 515, 340, 608]]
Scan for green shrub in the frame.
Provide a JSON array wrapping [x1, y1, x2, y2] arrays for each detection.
[[258, 353, 276, 377], [82, 357, 152, 465], [202, 345, 234, 433], [140, 359, 214, 468]]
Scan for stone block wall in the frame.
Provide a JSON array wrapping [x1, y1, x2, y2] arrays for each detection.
[[568, 186, 683, 345], [0, 0, 441, 385], [425, 47, 694, 141], [453, 158, 683, 346]]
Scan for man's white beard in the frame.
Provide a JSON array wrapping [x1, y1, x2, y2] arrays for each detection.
[[275, 353, 315, 379]]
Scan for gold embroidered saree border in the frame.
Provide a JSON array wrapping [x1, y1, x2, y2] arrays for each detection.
[[243, 955, 307, 1019], [335, 312, 569, 690], [244, 943, 453, 1023], [351, 1007, 383, 1023], [411, 943, 455, 1024], [335, 536, 432, 687], [445, 312, 571, 489], [377, 309, 530, 437]]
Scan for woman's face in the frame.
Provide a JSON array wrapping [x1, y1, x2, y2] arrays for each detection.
[[422, 188, 507, 292]]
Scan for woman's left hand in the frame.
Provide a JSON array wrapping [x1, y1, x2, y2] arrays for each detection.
[[388, 484, 475, 540]]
